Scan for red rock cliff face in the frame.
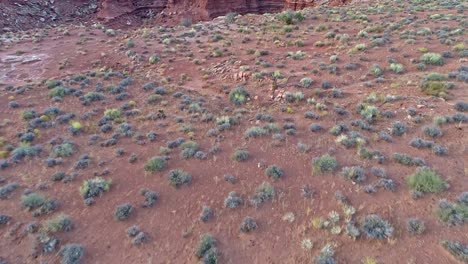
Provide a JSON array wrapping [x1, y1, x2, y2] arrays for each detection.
[[203, 0, 284, 18], [97, 0, 352, 22]]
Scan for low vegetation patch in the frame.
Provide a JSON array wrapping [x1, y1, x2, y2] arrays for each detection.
[[312, 154, 338, 174], [406, 167, 447, 193]]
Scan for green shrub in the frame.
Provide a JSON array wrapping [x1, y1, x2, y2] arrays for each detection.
[[200, 206, 213, 222], [312, 154, 338, 174], [48, 86, 70, 98], [244, 126, 268, 138], [371, 64, 383, 76], [21, 192, 45, 210], [149, 54, 160, 64], [276, 10, 305, 25], [114, 203, 133, 221], [391, 121, 406, 136], [250, 182, 275, 208], [79, 177, 111, 199], [360, 105, 379, 122], [436, 199, 467, 226], [265, 165, 284, 180], [167, 169, 192, 188], [420, 53, 444, 65], [104, 108, 121, 120], [361, 214, 394, 239], [420, 81, 448, 97], [224, 191, 243, 209], [144, 156, 168, 172], [240, 216, 257, 233], [300, 77, 313, 88], [195, 234, 217, 259], [59, 243, 84, 264], [11, 143, 41, 162], [46, 213, 73, 232], [52, 142, 75, 157], [179, 141, 200, 159], [406, 218, 425, 235], [423, 125, 442, 138], [231, 149, 249, 162], [389, 63, 404, 74], [406, 167, 446, 193], [393, 153, 425, 166], [45, 79, 62, 89], [21, 109, 36, 120], [229, 86, 249, 105], [440, 240, 468, 262], [424, 72, 447, 81], [341, 166, 365, 183]]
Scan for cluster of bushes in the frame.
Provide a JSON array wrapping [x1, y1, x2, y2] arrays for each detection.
[[195, 234, 219, 264]]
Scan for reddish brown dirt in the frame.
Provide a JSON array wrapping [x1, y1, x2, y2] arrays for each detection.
[[0, 1, 467, 264]]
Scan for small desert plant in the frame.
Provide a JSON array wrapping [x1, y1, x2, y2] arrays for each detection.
[[360, 105, 379, 122], [141, 189, 159, 208], [74, 154, 91, 169], [419, 80, 449, 97], [114, 203, 134, 221], [231, 149, 249, 162], [309, 123, 323, 132], [195, 234, 219, 263], [361, 214, 394, 239], [409, 138, 434, 149], [406, 218, 425, 235], [229, 86, 249, 105], [179, 141, 200, 159], [300, 77, 314, 88], [245, 126, 268, 138], [0, 182, 19, 199], [79, 177, 111, 199], [104, 108, 121, 120], [52, 141, 75, 157], [59, 243, 84, 264], [11, 143, 42, 162], [131, 231, 147, 245], [391, 121, 406, 136], [393, 153, 426, 167], [423, 125, 442, 138], [250, 182, 275, 208], [341, 166, 365, 183], [224, 191, 243, 209], [265, 165, 284, 180], [312, 154, 338, 174], [21, 192, 45, 210], [371, 64, 383, 76], [440, 240, 468, 262], [126, 225, 141, 237], [144, 156, 168, 172], [436, 199, 467, 226], [459, 192, 468, 206], [454, 102, 468, 112], [329, 123, 348, 135], [149, 54, 160, 64], [389, 63, 404, 74], [406, 167, 447, 193], [420, 53, 444, 65], [240, 216, 257, 233], [315, 243, 337, 264], [167, 169, 192, 188], [0, 214, 11, 225], [200, 206, 213, 222], [46, 214, 73, 233], [276, 10, 305, 25]]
